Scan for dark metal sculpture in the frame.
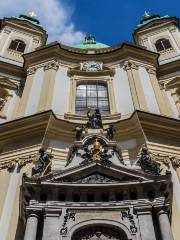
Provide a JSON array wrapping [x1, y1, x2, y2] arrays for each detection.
[[138, 145, 162, 175], [80, 146, 93, 165], [66, 145, 78, 166], [86, 108, 103, 129], [32, 148, 53, 177], [73, 126, 85, 141], [105, 125, 116, 140]]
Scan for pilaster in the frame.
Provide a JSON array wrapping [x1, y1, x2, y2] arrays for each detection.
[[17, 66, 37, 117], [42, 208, 61, 240], [134, 205, 156, 240], [38, 60, 59, 112], [124, 61, 147, 111], [107, 78, 117, 114], [146, 67, 171, 116], [69, 78, 77, 114]]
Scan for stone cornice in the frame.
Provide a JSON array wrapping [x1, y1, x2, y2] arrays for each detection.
[[23, 42, 159, 68], [158, 59, 180, 78], [0, 60, 25, 79], [0, 110, 179, 155]]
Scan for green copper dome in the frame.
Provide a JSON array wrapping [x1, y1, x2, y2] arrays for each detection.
[[136, 11, 171, 29], [10, 14, 44, 31], [72, 35, 109, 49]]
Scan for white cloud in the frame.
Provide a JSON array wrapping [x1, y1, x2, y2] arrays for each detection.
[[0, 0, 85, 45]]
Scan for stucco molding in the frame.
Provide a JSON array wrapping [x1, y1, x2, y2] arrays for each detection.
[[123, 61, 139, 71], [44, 60, 59, 71], [27, 66, 38, 75]]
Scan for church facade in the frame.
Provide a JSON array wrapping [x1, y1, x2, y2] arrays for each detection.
[[0, 12, 180, 240]]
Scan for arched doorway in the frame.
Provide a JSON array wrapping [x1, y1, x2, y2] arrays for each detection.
[[71, 224, 128, 240]]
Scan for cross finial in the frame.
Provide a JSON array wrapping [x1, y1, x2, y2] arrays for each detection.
[[144, 11, 150, 18], [28, 11, 37, 18]]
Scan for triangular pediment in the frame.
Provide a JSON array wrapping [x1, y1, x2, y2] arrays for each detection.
[[47, 162, 156, 184]]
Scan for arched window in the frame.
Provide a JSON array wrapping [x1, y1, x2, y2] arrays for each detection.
[[155, 38, 172, 52], [9, 39, 26, 53], [75, 81, 110, 115], [0, 88, 8, 112]]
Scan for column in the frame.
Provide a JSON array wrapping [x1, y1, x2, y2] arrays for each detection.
[[38, 60, 59, 112], [146, 67, 171, 116], [42, 208, 61, 240], [124, 61, 147, 111], [24, 212, 39, 240], [135, 206, 156, 240], [157, 209, 174, 240]]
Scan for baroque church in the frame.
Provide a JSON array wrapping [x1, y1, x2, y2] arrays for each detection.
[[0, 11, 180, 240]]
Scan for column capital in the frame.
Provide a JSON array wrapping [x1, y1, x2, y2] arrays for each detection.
[[153, 204, 170, 215], [146, 67, 156, 75], [26, 208, 40, 218], [123, 61, 139, 71], [43, 207, 62, 217], [134, 205, 152, 215], [27, 66, 38, 75], [44, 60, 59, 71]]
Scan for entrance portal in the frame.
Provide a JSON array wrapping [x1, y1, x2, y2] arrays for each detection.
[[71, 224, 128, 240]]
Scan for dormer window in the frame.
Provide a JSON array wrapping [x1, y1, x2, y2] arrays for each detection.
[[9, 39, 26, 53], [155, 38, 172, 52]]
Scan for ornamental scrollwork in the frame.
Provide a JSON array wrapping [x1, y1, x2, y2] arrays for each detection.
[[60, 209, 76, 235], [44, 60, 59, 71], [27, 66, 38, 75], [151, 153, 180, 169], [121, 209, 137, 234], [0, 154, 37, 172], [123, 61, 139, 71]]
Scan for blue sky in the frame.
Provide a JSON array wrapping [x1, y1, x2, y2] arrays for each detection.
[[0, 0, 180, 46], [70, 0, 180, 46]]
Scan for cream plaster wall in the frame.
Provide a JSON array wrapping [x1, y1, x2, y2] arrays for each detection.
[[113, 66, 134, 115], [138, 67, 160, 114], [52, 66, 70, 115]]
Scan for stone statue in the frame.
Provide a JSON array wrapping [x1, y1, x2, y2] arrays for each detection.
[[73, 125, 84, 141], [138, 145, 162, 175], [66, 145, 78, 166], [105, 125, 116, 140], [80, 146, 93, 165], [86, 108, 103, 129], [32, 148, 53, 177]]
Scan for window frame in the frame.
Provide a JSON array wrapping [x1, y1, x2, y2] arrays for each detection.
[[8, 39, 26, 53], [68, 76, 116, 116], [155, 38, 173, 52], [75, 80, 110, 115]]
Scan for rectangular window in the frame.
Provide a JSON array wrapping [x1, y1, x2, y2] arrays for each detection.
[[75, 80, 110, 115]]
